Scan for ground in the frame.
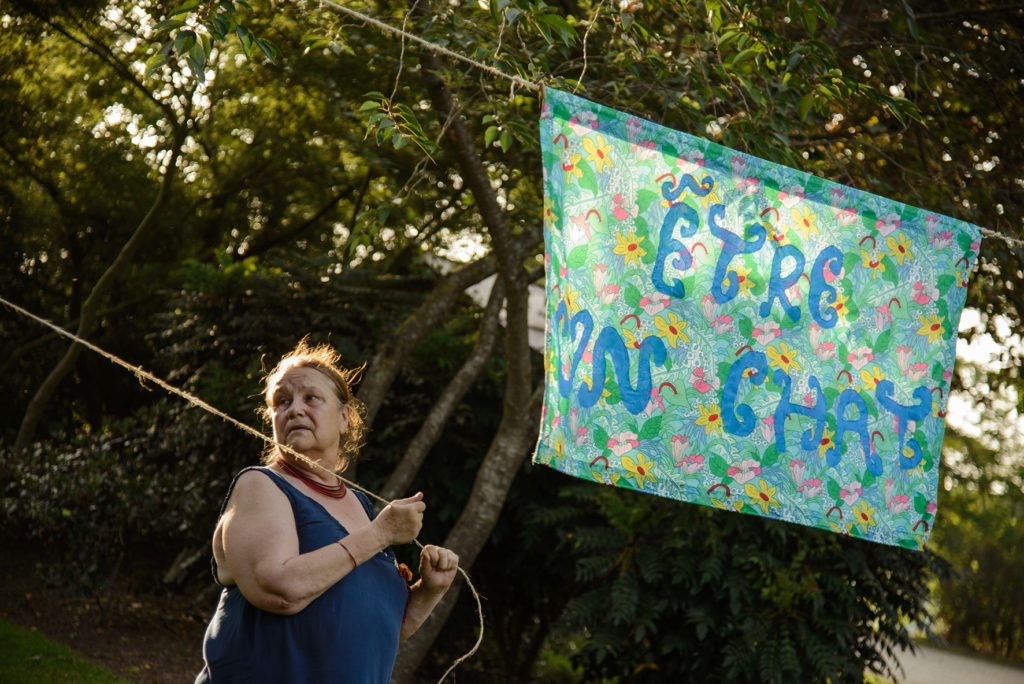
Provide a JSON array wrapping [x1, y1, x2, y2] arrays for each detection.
[[0, 544, 212, 682]]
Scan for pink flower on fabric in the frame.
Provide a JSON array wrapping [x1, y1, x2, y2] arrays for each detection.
[[875, 213, 901, 236], [670, 435, 689, 462], [753, 320, 782, 345], [836, 206, 858, 226], [645, 388, 664, 415], [731, 155, 749, 177], [593, 263, 608, 292], [759, 416, 774, 443], [600, 285, 620, 305], [727, 459, 761, 485], [839, 482, 862, 506], [930, 231, 953, 249], [847, 347, 874, 371], [789, 459, 806, 484], [887, 495, 910, 515], [702, 294, 717, 323], [612, 193, 639, 221], [874, 305, 892, 331], [677, 150, 705, 175], [815, 342, 836, 360], [678, 454, 704, 474], [711, 315, 733, 335], [690, 367, 720, 394], [896, 345, 912, 373], [912, 281, 938, 305], [906, 362, 928, 381], [778, 185, 804, 208], [798, 478, 822, 498], [738, 177, 759, 195], [926, 500, 937, 514], [809, 322, 822, 348], [639, 293, 670, 315], [607, 432, 639, 457], [829, 187, 847, 207], [885, 478, 896, 503]]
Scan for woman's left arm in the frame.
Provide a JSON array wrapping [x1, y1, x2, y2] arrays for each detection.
[[400, 544, 459, 640]]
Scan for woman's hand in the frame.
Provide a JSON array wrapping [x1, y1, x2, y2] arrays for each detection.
[[373, 492, 425, 546], [418, 544, 458, 593]]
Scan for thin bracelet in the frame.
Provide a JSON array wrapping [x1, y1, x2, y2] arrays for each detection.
[[336, 539, 358, 569]]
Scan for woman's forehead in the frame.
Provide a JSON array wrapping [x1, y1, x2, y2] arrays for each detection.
[[268, 365, 335, 394]]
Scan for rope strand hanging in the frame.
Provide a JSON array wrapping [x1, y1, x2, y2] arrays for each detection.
[[0, 294, 483, 684]]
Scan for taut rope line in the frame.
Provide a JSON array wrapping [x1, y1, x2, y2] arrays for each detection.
[[0, 294, 482, 683], [319, 0, 542, 93]]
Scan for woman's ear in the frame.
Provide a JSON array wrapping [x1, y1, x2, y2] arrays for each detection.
[[338, 402, 352, 435]]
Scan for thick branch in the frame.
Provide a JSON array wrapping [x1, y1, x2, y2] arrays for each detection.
[[356, 253, 498, 430], [379, 277, 505, 501]]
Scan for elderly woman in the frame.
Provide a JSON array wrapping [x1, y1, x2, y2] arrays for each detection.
[[196, 339, 458, 683]]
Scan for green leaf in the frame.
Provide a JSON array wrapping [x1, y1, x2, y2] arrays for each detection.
[[798, 92, 815, 121], [499, 129, 513, 152], [827, 478, 841, 500], [710, 455, 729, 477], [484, 125, 499, 147], [254, 37, 277, 64], [567, 245, 589, 270], [154, 18, 186, 35], [168, 0, 202, 17], [872, 329, 891, 354], [174, 29, 197, 56], [639, 415, 663, 441]]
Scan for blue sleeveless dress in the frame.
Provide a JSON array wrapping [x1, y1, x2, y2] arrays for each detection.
[[195, 467, 409, 683]]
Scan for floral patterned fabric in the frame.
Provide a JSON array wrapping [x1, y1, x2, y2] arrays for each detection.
[[533, 88, 982, 548]]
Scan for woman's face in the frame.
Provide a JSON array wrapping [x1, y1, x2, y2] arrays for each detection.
[[268, 365, 350, 465]]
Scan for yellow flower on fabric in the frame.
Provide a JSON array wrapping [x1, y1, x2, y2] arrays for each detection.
[[745, 479, 781, 515], [543, 197, 558, 231], [696, 176, 720, 208], [722, 263, 756, 297], [622, 453, 657, 489], [817, 428, 836, 460], [859, 365, 885, 392], [886, 232, 914, 266], [695, 403, 723, 435], [791, 205, 819, 240], [581, 134, 614, 174], [654, 312, 690, 348], [613, 231, 647, 266], [563, 284, 582, 316], [860, 250, 885, 280], [551, 432, 565, 464], [766, 342, 802, 375], [563, 152, 583, 185], [852, 500, 876, 533], [916, 313, 946, 344], [621, 327, 643, 350], [831, 291, 850, 322], [581, 374, 613, 404]]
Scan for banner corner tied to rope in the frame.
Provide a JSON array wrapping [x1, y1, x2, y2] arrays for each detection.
[[533, 87, 982, 549]]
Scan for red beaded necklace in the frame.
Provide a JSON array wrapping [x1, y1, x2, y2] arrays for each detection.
[[277, 458, 348, 499]]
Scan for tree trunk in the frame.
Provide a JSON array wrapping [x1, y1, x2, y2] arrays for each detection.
[[14, 130, 186, 450], [389, 4, 539, 676], [380, 277, 505, 501]]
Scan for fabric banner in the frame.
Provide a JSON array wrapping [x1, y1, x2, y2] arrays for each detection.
[[533, 88, 982, 548]]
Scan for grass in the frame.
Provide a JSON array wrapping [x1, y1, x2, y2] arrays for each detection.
[[0, 617, 132, 683]]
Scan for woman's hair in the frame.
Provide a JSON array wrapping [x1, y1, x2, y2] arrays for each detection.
[[259, 337, 367, 471]]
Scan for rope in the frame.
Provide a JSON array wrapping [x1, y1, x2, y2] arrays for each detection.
[[0, 294, 483, 683], [319, 0, 541, 93], [980, 227, 1024, 248]]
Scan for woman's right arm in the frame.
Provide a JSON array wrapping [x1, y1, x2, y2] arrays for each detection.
[[214, 471, 424, 615]]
